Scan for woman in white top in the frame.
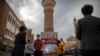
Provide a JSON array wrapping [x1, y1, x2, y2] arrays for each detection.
[[25, 40, 33, 56]]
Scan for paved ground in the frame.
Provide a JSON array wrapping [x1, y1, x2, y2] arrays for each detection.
[[0, 51, 80, 56], [0, 51, 10, 56]]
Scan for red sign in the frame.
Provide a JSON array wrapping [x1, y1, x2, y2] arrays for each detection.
[[41, 38, 57, 44]]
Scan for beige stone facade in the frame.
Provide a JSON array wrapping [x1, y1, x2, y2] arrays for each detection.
[[66, 35, 80, 49], [0, 0, 34, 46], [42, 0, 56, 32], [0, 0, 21, 46], [26, 29, 34, 43]]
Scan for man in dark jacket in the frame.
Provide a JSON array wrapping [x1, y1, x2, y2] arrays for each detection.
[[76, 4, 100, 56], [11, 26, 26, 56]]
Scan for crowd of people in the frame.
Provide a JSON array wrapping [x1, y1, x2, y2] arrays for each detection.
[[10, 25, 65, 56]]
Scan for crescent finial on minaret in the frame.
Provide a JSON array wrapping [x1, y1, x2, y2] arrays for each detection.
[[74, 15, 76, 22]]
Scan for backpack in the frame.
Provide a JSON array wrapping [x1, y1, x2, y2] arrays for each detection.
[[34, 39, 42, 51]]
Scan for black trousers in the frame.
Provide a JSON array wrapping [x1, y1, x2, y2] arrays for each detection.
[[34, 51, 43, 56], [81, 50, 100, 56], [25, 53, 31, 56], [11, 53, 24, 56], [58, 54, 63, 56]]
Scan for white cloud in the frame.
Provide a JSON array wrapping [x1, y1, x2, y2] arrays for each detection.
[[19, 6, 38, 23], [19, 0, 43, 27]]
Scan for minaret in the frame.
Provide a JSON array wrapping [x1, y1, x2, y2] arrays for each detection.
[[73, 16, 80, 49], [73, 16, 77, 33], [42, 0, 56, 32]]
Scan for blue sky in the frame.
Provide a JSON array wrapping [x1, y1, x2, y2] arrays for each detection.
[[6, 0, 100, 42]]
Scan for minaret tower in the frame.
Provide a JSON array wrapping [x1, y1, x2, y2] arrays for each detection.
[[73, 16, 77, 33], [42, 0, 56, 32], [73, 16, 80, 49]]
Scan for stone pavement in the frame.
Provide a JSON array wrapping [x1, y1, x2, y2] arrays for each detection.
[[0, 51, 80, 56], [0, 51, 11, 56]]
